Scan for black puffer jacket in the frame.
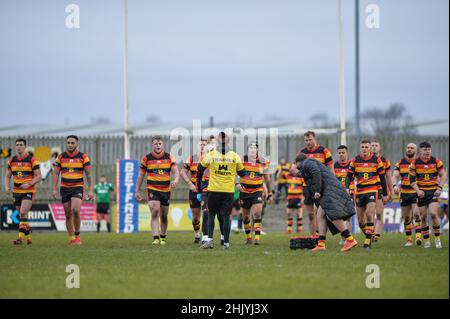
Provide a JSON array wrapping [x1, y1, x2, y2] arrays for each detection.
[[297, 158, 355, 221]]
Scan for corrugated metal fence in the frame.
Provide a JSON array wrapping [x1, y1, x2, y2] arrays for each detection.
[[0, 134, 448, 202]]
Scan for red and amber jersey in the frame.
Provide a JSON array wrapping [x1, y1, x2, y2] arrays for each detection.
[[301, 145, 333, 167], [409, 156, 444, 191], [183, 154, 204, 186], [286, 173, 304, 199], [140, 152, 176, 193], [7, 153, 40, 194], [276, 163, 291, 184], [348, 154, 385, 195], [376, 156, 391, 192], [394, 157, 415, 194], [334, 160, 354, 192], [54, 150, 91, 189], [201, 169, 210, 192], [240, 155, 270, 194]]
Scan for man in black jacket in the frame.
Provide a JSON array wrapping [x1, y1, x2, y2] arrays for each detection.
[[292, 153, 358, 252]]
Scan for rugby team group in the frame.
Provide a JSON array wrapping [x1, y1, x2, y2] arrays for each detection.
[[4, 130, 447, 252]]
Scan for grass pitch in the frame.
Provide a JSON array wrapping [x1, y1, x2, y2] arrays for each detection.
[[0, 232, 448, 298]]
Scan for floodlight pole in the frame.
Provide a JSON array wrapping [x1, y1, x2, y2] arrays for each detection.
[[123, 0, 130, 159], [338, 0, 347, 145]]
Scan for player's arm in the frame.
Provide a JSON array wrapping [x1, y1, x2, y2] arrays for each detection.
[[170, 162, 180, 188], [377, 159, 388, 198], [436, 161, 447, 197], [408, 161, 424, 198], [22, 167, 42, 190], [84, 167, 94, 200], [51, 164, 61, 199], [345, 160, 355, 191], [264, 174, 273, 203], [180, 162, 196, 192], [4, 169, 12, 194], [307, 160, 322, 198], [135, 156, 147, 202], [196, 155, 210, 194], [324, 148, 335, 175], [385, 161, 394, 197], [235, 156, 247, 178], [392, 168, 401, 195]]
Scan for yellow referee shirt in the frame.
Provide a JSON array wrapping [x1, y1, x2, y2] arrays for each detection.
[[200, 150, 245, 193]]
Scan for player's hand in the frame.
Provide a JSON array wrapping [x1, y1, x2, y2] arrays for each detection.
[[417, 190, 425, 198], [170, 181, 178, 189], [290, 166, 299, 176], [382, 195, 390, 204], [20, 183, 31, 190], [188, 183, 197, 192], [434, 189, 442, 197], [346, 189, 351, 195], [196, 193, 203, 202], [314, 192, 321, 199], [52, 189, 58, 200], [85, 191, 94, 201], [266, 193, 273, 205], [135, 192, 143, 202], [393, 185, 400, 195], [236, 183, 243, 192]]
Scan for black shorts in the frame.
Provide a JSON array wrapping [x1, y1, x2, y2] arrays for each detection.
[[61, 187, 84, 204], [355, 192, 378, 208], [96, 203, 110, 214], [189, 191, 201, 209], [239, 192, 263, 210], [418, 190, 438, 207], [13, 193, 34, 207], [147, 190, 171, 206], [286, 198, 303, 209], [378, 188, 383, 200], [207, 192, 233, 216], [303, 188, 320, 207], [400, 193, 418, 207]]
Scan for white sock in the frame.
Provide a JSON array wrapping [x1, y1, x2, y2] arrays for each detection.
[[221, 234, 224, 240]]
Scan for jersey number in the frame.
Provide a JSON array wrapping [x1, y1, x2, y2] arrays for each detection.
[[363, 173, 369, 180], [158, 169, 164, 175], [424, 174, 430, 181]]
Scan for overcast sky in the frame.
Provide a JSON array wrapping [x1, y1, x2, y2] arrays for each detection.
[[0, 0, 448, 127]]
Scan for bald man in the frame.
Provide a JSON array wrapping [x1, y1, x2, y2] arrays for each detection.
[[392, 143, 421, 246]]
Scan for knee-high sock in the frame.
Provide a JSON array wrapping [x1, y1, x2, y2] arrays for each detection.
[[207, 211, 216, 240], [222, 213, 231, 243]]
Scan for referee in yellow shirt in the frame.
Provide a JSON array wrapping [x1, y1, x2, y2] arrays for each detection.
[[196, 132, 247, 250]]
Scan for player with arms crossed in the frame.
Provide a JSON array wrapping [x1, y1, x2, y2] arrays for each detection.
[[52, 135, 93, 245], [4, 139, 42, 245], [409, 141, 447, 249], [135, 136, 179, 245]]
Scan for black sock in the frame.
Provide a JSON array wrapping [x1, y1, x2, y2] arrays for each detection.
[[237, 213, 243, 229], [74, 231, 80, 236], [107, 222, 111, 232], [340, 229, 351, 239], [97, 222, 101, 232]]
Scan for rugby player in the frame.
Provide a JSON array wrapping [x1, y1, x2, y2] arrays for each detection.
[[285, 171, 304, 234], [52, 135, 93, 245], [135, 136, 179, 245], [274, 157, 290, 204], [237, 142, 271, 245], [180, 138, 208, 243], [4, 139, 42, 245], [392, 143, 422, 246], [196, 132, 247, 250], [334, 145, 354, 243], [371, 139, 393, 243], [346, 139, 388, 249], [409, 142, 447, 249]]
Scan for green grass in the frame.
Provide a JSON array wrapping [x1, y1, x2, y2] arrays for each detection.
[[0, 232, 448, 298]]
